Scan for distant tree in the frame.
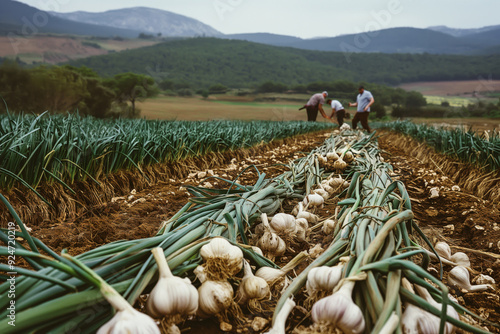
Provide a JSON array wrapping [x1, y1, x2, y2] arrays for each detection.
[[405, 91, 427, 108], [258, 81, 287, 93], [370, 102, 386, 119], [208, 83, 228, 94], [441, 101, 450, 107], [105, 73, 159, 116]]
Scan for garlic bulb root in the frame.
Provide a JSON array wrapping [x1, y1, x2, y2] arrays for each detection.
[[200, 237, 244, 280]]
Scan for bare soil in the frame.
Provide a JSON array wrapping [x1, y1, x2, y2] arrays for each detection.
[[16, 130, 500, 333]]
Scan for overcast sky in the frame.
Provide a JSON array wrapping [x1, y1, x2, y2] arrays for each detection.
[[15, 0, 500, 38]]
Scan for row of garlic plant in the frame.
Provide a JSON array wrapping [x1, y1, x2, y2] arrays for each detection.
[[0, 112, 334, 199], [268, 130, 495, 334], [379, 120, 500, 172], [0, 127, 348, 333]]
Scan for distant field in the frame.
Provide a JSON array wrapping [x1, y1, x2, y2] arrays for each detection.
[[399, 80, 500, 96], [0, 35, 159, 64], [137, 96, 335, 122], [423, 95, 475, 107]]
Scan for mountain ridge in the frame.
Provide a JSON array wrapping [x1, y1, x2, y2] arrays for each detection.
[[49, 7, 223, 37]]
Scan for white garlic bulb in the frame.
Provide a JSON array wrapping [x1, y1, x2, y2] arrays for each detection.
[[329, 176, 345, 189], [197, 280, 234, 317], [295, 218, 309, 242], [343, 151, 354, 163], [450, 252, 470, 267], [326, 151, 339, 161], [200, 237, 243, 280], [97, 284, 160, 334], [236, 261, 270, 311], [311, 281, 365, 334], [264, 297, 295, 334], [321, 184, 335, 195], [270, 213, 297, 235], [258, 213, 287, 260], [306, 265, 343, 297], [146, 248, 198, 319], [296, 202, 319, 223], [333, 159, 348, 171], [448, 266, 493, 292], [434, 241, 452, 261], [303, 193, 324, 208], [313, 188, 330, 201], [97, 305, 161, 334], [414, 285, 458, 334], [322, 219, 336, 235], [257, 231, 286, 260]]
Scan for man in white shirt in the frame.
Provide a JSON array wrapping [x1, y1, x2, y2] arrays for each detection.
[[348, 86, 374, 133], [326, 99, 347, 126], [300, 91, 331, 121]]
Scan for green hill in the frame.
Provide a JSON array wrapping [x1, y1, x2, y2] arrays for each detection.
[[67, 37, 500, 88]]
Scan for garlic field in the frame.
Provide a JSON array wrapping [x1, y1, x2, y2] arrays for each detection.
[[0, 123, 499, 334]]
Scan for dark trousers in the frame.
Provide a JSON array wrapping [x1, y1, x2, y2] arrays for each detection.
[[336, 109, 346, 126], [352, 112, 371, 132], [306, 106, 319, 122]]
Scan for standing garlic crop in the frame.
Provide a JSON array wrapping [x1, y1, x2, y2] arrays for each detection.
[[146, 248, 198, 333]]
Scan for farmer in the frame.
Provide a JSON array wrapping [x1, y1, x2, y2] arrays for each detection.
[[326, 99, 347, 127], [348, 86, 374, 133], [299, 91, 331, 122]]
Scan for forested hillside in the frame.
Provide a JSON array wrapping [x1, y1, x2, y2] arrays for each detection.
[[68, 38, 500, 87]]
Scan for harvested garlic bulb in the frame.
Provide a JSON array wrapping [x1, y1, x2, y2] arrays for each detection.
[[97, 304, 160, 334], [414, 285, 458, 334], [473, 274, 495, 285], [236, 261, 270, 312], [200, 237, 243, 280], [450, 252, 470, 267], [306, 265, 343, 297], [343, 151, 354, 163], [295, 218, 309, 242], [296, 202, 319, 223], [197, 280, 234, 317], [311, 281, 365, 334], [303, 193, 325, 208], [264, 297, 295, 334], [329, 176, 346, 189], [448, 266, 493, 292], [97, 283, 160, 334], [146, 248, 198, 319], [258, 213, 286, 260], [401, 278, 444, 334], [313, 188, 330, 201], [326, 151, 339, 161], [333, 159, 348, 171], [435, 241, 452, 261], [321, 183, 334, 195], [322, 219, 336, 235], [270, 213, 297, 235]]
